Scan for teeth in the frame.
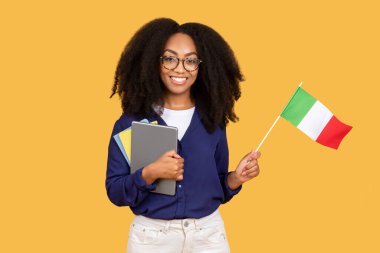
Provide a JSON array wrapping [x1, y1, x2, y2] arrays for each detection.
[[171, 77, 187, 82]]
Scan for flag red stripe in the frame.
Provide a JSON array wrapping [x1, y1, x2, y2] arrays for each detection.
[[316, 116, 352, 149]]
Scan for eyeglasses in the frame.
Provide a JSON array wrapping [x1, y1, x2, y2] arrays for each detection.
[[160, 56, 202, 72]]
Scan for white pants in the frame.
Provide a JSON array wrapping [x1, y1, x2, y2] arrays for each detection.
[[127, 209, 230, 253]]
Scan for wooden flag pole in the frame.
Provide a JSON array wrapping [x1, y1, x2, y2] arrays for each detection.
[[254, 115, 281, 152], [254, 81, 303, 152]]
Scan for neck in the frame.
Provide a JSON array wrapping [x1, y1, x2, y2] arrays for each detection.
[[163, 92, 195, 110]]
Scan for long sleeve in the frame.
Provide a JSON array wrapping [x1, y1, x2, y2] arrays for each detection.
[[214, 127, 242, 204], [105, 120, 157, 207]]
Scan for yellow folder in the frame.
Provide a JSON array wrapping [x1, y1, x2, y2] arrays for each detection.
[[116, 120, 158, 165]]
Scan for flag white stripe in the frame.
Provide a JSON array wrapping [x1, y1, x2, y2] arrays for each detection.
[[297, 101, 333, 140]]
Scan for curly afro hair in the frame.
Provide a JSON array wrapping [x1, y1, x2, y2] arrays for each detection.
[[110, 18, 244, 133]]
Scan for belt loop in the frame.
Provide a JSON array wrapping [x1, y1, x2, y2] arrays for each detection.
[[164, 220, 171, 232], [194, 218, 200, 231]]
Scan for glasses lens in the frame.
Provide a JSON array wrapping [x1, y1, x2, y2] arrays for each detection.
[[162, 56, 179, 70], [161, 56, 201, 71], [184, 58, 200, 71]]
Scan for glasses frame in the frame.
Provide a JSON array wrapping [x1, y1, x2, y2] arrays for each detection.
[[160, 56, 203, 72]]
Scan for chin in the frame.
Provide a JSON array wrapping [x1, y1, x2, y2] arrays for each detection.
[[164, 81, 193, 94], [167, 86, 190, 95]]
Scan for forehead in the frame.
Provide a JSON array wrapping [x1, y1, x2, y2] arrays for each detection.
[[163, 33, 197, 55]]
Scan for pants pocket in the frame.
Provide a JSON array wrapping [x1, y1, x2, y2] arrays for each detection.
[[195, 223, 228, 244], [129, 222, 161, 245]]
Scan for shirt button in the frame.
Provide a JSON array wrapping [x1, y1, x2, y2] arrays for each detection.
[[178, 185, 182, 188], [184, 221, 189, 227]]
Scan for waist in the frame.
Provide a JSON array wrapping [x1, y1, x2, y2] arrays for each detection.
[[133, 209, 223, 230]]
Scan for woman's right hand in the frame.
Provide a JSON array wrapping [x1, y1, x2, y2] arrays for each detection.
[[141, 150, 184, 185]]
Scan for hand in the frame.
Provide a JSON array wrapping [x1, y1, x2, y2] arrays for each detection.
[[228, 150, 261, 189], [142, 149, 184, 184]]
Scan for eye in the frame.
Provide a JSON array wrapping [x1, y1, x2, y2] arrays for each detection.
[[185, 58, 199, 65], [163, 56, 177, 63]]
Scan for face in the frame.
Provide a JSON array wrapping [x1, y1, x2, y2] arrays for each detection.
[[159, 33, 200, 98]]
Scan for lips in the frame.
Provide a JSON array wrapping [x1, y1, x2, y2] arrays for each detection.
[[170, 76, 188, 85]]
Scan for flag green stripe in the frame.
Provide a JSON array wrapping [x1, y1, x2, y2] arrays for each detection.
[[280, 87, 317, 126]]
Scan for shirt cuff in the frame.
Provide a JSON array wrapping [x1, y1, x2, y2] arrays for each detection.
[[132, 167, 157, 191], [224, 172, 242, 196]]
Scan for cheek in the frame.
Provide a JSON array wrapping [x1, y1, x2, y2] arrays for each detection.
[[189, 70, 199, 82], [160, 67, 169, 80]]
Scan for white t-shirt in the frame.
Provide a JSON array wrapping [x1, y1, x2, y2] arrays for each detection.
[[161, 107, 195, 141]]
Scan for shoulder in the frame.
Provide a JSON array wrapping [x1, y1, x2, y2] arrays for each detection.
[[217, 125, 227, 139], [112, 113, 139, 133]]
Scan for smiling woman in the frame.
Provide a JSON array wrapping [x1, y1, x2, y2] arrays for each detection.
[[107, 17, 261, 253], [110, 18, 243, 131], [159, 33, 200, 109]]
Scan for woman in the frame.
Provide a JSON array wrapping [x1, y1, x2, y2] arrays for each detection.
[[106, 18, 261, 253]]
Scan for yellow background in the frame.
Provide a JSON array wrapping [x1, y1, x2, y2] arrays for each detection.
[[1, 0, 379, 252]]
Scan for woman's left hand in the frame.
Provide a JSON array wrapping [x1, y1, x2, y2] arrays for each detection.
[[237, 150, 261, 181], [227, 150, 261, 190]]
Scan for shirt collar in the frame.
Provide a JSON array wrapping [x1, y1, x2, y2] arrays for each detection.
[[143, 106, 201, 142]]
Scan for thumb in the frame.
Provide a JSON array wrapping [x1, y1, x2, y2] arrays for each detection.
[[172, 153, 182, 159], [246, 150, 260, 162], [165, 149, 181, 159], [251, 151, 261, 160], [242, 151, 254, 164]]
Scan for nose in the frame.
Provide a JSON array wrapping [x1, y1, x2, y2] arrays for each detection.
[[173, 60, 186, 73]]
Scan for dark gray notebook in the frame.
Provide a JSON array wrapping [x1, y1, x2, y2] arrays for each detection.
[[131, 121, 178, 196]]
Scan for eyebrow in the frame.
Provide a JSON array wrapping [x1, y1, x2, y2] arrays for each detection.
[[163, 49, 198, 57]]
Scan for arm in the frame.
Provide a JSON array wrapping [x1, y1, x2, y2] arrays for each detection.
[[215, 127, 242, 204], [105, 120, 157, 207]]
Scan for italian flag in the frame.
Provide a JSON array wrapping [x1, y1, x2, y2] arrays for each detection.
[[280, 87, 352, 149]]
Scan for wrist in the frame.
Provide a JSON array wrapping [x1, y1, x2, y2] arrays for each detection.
[[142, 163, 157, 185], [227, 171, 243, 190]]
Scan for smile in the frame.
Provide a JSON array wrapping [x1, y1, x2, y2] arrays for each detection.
[[170, 76, 188, 84]]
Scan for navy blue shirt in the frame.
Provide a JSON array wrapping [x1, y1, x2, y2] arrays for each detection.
[[105, 107, 242, 219]]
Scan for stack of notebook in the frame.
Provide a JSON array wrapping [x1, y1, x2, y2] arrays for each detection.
[[113, 119, 158, 166], [113, 119, 178, 195]]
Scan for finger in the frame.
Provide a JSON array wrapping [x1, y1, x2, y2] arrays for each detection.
[[241, 166, 251, 176], [247, 170, 260, 178], [174, 163, 184, 171], [243, 170, 258, 177], [176, 174, 183, 181], [165, 149, 182, 158], [242, 163, 255, 171], [244, 151, 254, 160], [246, 151, 257, 162], [246, 160, 258, 167], [244, 164, 258, 173], [174, 159, 184, 167], [172, 153, 182, 159], [241, 167, 253, 176], [252, 151, 261, 160], [247, 167, 260, 176], [175, 158, 184, 163]]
